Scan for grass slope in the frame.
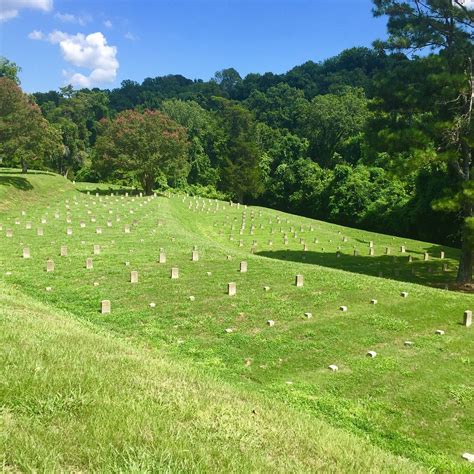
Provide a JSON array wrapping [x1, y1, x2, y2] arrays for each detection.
[[1, 282, 423, 472], [0, 170, 472, 471]]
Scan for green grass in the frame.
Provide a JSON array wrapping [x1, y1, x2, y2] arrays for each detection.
[[0, 170, 472, 472], [2, 282, 424, 472]]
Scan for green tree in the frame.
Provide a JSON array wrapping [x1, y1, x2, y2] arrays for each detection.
[[0, 57, 21, 85], [245, 83, 308, 130], [95, 109, 189, 194], [212, 97, 263, 203], [161, 99, 221, 185], [372, 0, 474, 283], [301, 87, 369, 167], [0, 78, 62, 172], [212, 68, 242, 98]]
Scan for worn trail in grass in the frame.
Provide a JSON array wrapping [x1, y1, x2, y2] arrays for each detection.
[[0, 171, 472, 471]]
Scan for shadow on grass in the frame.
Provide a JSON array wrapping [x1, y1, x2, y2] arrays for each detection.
[[256, 249, 458, 289], [0, 168, 57, 176], [0, 176, 34, 191]]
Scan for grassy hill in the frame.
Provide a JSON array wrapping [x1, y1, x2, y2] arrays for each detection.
[[0, 169, 472, 472], [2, 281, 424, 472]]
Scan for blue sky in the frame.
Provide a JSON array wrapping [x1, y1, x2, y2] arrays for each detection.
[[1, 0, 388, 92]]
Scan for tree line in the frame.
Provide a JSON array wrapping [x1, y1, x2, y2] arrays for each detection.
[[0, 0, 472, 283]]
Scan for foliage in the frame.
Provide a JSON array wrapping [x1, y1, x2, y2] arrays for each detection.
[[301, 87, 369, 167], [371, 0, 474, 282], [0, 78, 62, 172], [95, 109, 189, 194], [212, 97, 263, 202], [0, 57, 21, 84]]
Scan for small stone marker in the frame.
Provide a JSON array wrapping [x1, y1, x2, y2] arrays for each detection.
[[400, 291, 409, 298], [86, 258, 93, 270], [404, 341, 413, 347], [225, 328, 233, 333], [461, 453, 474, 463], [101, 300, 111, 314], [304, 312, 313, 319], [370, 299, 377, 305], [192, 250, 199, 261], [6, 229, 13, 238], [435, 329, 445, 335], [37, 228, 44, 236], [440, 251, 445, 259], [46, 259, 54, 272], [189, 296, 195, 301], [130, 270, 138, 283], [367, 351, 377, 358], [369, 247, 375, 256], [267, 320, 275, 327], [339, 306, 348, 312], [124, 224, 130, 233], [159, 252, 166, 264], [149, 302, 156, 308], [463, 310, 472, 327], [60, 246, 68, 257], [22, 247, 30, 259], [240, 261, 247, 273], [67, 228, 73, 236], [263, 285, 271, 291], [96, 227, 102, 234], [400, 245, 406, 253], [423, 252, 429, 261], [93, 244, 101, 255], [328, 364, 338, 372], [171, 267, 179, 279], [228, 282, 237, 296], [295, 274, 304, 287]]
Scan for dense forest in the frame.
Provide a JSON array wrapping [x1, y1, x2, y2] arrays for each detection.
[[0, 0, 472, 282]]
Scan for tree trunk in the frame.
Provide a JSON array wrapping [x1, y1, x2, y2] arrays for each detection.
[[21, 159, 28, 174], [143, 175, 155, 196], [457, 239, 473, 283], [456, 205, 473, 283]]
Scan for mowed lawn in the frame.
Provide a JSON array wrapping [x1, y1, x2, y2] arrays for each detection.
[[0, 170, 472, 472]]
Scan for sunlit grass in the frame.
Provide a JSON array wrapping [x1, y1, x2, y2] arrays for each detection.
[[0, 170, 472, 471]]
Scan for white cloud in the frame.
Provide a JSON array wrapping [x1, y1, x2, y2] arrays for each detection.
[[28, 29, 44, 40], [45, 30, 119, 88], [124, 31, 138, 41], [54, 11, 91, 26], [104, 19, 112, 28], [0, 0, 52, 22]]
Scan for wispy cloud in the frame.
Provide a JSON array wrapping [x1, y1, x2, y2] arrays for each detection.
[[124, 31, 138, 41], [1, 0, 52, 22], [54, 11, 91, 26], [28, 29, 44, 40], [104, 19, 112, 28]]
